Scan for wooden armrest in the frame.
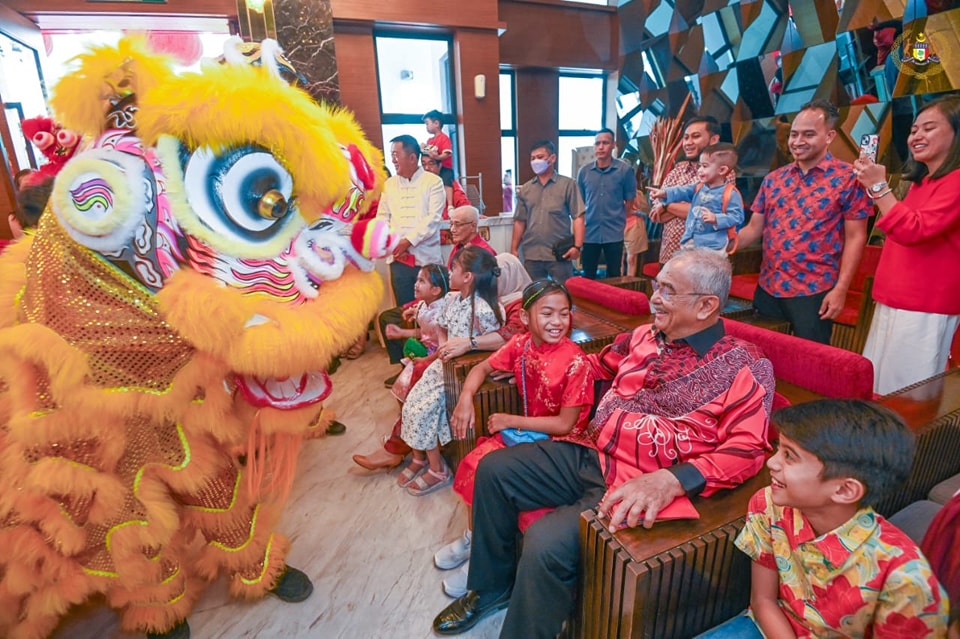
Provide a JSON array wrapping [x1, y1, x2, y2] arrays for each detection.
[[577, 470, 769, 638]]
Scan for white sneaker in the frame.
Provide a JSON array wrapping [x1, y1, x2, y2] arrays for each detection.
[[442, 561, 469, 598], [434, 529, 471, 570]]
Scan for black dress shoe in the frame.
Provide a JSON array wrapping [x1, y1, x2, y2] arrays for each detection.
[[432, 589, 511, 635], [147, 620, 190, 639], [269, 565, 314, 603], [325, 420, 346, 435]]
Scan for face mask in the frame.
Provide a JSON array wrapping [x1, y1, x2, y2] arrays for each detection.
[[530, 158, 550, 175]]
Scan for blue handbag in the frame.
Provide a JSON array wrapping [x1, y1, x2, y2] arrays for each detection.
[[500, 341, 549, 447]]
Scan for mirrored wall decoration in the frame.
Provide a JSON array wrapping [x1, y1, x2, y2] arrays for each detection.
[[616, 0, 960, 215]]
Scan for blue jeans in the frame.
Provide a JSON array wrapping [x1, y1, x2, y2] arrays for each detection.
[[694, 612, 764, 639]]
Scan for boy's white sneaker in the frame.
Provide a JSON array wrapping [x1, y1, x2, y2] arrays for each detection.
[[434, 529, 471, 570]]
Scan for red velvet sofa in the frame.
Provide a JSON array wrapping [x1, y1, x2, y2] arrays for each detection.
[[728, 245, 882, 353]]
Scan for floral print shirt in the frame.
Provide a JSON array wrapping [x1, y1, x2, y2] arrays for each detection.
[[737, 486, 949, 638]]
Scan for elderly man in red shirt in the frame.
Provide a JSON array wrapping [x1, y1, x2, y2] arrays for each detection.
[[433, 248, 775, 639], [446, 205, 494, 269]]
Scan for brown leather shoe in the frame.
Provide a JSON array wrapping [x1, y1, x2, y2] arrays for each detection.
[[352, 448, 404, 471]]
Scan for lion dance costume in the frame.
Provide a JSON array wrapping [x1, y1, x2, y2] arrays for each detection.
[[0, 38, 394, 638]]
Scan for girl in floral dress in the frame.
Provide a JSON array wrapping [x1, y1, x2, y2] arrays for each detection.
[[385, 263, 449, 401], [434, 279, 595, 596], [399, 246, 503, 496]]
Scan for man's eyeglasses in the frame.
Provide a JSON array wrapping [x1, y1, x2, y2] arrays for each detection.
[[449, 220, 476, 228], [651, 280, 714, 302]]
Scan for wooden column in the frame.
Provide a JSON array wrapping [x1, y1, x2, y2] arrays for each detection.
[[454, 28, 502, 214], [515, 68, 560, 184]]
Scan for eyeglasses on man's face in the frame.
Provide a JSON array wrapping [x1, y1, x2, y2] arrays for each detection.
[[651, 279, 713, 303], [449, 220, 476, 228]]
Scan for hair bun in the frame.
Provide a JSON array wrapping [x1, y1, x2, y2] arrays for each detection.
[[492, 266, 501, 277]]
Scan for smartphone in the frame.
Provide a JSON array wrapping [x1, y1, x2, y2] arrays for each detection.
[[859, 134, 879, 163]]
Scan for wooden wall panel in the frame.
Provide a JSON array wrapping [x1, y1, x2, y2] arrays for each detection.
[[333, 25, 383, 153], [499, 0, 618, 70], [515, 68, 559, 184], [454, 29, 503, 214], [330, 0, 500, 29]]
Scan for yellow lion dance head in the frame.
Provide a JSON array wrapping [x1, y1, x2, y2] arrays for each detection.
[[38, 36, 392, 409]]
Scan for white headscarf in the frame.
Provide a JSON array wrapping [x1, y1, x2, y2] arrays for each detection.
[[496, 253, 532, 306]]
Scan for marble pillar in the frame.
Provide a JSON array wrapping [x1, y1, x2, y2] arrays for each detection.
[[274, 0, 341, 106]]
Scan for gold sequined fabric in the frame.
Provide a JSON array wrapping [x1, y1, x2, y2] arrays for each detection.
[[19, 215, 193, 391]]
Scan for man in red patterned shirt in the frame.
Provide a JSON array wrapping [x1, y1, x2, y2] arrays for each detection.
[[432, 248, 775, 639], [737, 100, 870, 344]]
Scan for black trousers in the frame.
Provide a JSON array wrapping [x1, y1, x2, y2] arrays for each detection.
[[580, 241, 624, 279], [376, 306, 405, 365], [467, 441, 606, 639], [753, 285, 833, 344], [389, 261, 419, 307]]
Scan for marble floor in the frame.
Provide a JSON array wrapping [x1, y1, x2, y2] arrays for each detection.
[[52, 341, 505, 639]]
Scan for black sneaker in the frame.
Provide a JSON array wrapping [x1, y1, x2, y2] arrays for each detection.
[[325, 420, 346, 436], [269, 565, 314, 603], [147, 620, 189, 639]]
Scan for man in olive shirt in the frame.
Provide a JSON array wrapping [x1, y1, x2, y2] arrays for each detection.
[[510, 140, 585, 283]]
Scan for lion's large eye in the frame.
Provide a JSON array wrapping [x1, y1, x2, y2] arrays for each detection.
[[183, 145, 295, 243]]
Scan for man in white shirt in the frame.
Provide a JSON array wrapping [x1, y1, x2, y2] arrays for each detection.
[[377, 134, 446, 305], [376, 135, 446, 384]]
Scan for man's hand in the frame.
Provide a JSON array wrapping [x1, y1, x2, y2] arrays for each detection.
[[392, 237, 413, 259], [648, 201, 665, 223], [384, 324, 403, 340], [401, 305, 418, 322], [701, 209, 718, 225], [562, 246, 581, 261], [597, 469, 685, 531], [450, 397, 476, 440], [819, 286, 847, 320]]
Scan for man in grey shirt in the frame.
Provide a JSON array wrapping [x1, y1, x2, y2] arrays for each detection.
[[510, 140, 585, 283]]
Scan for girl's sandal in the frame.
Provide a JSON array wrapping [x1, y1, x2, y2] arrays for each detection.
[[397, 458, 428, 487], [406, 466, 452, 496]]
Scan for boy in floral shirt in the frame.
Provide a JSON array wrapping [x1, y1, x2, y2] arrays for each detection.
[[697, 399, 948, 638]]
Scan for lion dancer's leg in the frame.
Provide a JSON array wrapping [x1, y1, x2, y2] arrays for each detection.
[[107, 532, 205, 637], [181, 463, 292, 600], [176, 429, 312, 604]]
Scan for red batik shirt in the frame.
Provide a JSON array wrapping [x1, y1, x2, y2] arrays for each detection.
[[738, 487, 949, 638], [486, 333, 595, 448], [588, 323, 774, 496], [751, 153, 871, 298]]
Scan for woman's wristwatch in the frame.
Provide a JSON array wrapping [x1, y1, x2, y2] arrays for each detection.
[[868, 181, 890, 199], [470, 336, 478, 349]]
